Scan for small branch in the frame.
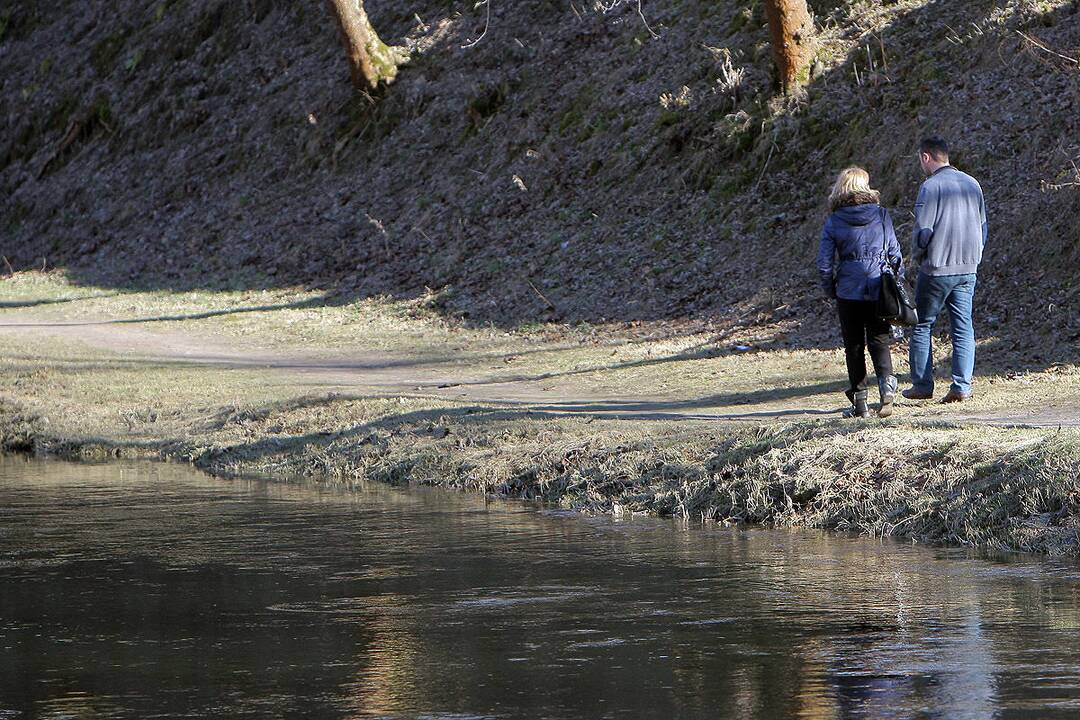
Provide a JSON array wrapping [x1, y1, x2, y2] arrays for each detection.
[[2, 256, 14, 276], [753, 141, 777, 191], [461, 0, 492, 49], [597, 0, 659, 40], [636, 0, 660, 39], [1016, 30, 1079, 66], [527, 279, 557, 312]]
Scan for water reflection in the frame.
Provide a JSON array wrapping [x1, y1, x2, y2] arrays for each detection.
[[0, 456, 1078, 719]]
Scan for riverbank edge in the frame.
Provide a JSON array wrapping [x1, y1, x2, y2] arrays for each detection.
[[2, 398, 1078, 556]]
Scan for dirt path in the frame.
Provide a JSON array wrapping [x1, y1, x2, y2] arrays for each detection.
[[1, 313, 1076, 428]]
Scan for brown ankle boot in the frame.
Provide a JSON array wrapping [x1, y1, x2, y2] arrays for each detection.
[[941, 389, 971, 403]]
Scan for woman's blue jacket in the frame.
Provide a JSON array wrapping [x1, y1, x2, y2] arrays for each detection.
[[817, 203, 904, 302]]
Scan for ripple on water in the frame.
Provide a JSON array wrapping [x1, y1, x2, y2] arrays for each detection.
[[2, 458, 1079, 720]]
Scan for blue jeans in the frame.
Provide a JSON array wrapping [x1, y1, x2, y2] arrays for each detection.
[[908, 272, 977, 395]]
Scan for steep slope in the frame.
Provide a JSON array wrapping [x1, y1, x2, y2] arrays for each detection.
[[1, 0, 1077, 364]]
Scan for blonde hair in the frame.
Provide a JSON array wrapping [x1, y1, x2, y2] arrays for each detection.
[[828, 166, 881, 211]]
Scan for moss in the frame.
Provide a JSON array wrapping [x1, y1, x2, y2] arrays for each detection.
[[655, 110, 681, 129], [730, 7, 752, 33], [367, 37, 404, 84], [466, 82, 509, 128], [90, 28, 130, 76], [93, 95, 114, 128], [710, 173, 751, 202], [125, 47, 144, 74], [47, 94, 79, 132], [155, 0, 185, 23], [5, 200, 30, 235], [559, 108, 584, 135]]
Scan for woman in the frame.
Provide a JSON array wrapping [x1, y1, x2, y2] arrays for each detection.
[[816, 166, 903, 418]]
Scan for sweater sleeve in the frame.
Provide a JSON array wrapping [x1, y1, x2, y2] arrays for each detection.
[[816, 220, 837, 297], [912, 182, 937, 265], [980, 191, 988, 248]]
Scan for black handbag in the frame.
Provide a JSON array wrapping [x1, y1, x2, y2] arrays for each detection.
[[875, 209, 918, 327]]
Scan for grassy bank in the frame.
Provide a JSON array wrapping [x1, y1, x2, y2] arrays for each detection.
[[3, 390, 1078, 555], [1, 272, 1078, 555]]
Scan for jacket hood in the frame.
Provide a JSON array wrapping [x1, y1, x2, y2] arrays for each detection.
[[832, 202, 882, 227]]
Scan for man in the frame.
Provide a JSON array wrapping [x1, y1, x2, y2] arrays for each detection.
[[904, 136, 988, 403]]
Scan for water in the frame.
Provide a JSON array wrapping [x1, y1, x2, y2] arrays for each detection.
[[1, 457, 1078, 719]]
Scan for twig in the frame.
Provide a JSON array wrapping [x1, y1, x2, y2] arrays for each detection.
[[412, 209, 434, 244], [1016, 30, 1079, 65], [636, 0, 659, 39], [37, 119, 83, 179], [2, 256, 13, 275], [461, 0, 492, 49], [364, 213, 390, 257], [943, 23, 961, 46], [753, 141, 777, 191], [527, 279, 557, 311], [1041, 157, 1080, 191], [597, 0, 659, 39], [332, 119, 371, 169]]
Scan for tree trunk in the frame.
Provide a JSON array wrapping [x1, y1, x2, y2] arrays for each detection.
[[763, 0, 815, 92], [326, 0, 406, 91]]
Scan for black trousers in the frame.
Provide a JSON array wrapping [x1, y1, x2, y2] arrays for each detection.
[[836, 299, 893, 393]]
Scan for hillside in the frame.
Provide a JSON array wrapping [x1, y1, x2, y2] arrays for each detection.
[[1, 0, 1078, 366]]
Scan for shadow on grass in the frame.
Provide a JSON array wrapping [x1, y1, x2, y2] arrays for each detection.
[[0, 292, 123, 308], [0, 295, 333, 325]]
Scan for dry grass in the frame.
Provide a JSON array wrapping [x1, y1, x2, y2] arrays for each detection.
[[1, 271, 1077, 555], [192, 402, 1080, 556], [4, 271, 1077, 424]]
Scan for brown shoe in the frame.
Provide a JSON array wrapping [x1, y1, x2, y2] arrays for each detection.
[[940, 389, 971, 404], [901, 387, 933, 400]]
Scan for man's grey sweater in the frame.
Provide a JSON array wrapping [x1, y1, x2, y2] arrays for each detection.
[[912, 165, 988, 276]]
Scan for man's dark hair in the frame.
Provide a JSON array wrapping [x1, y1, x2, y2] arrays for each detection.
[[920, 136, 949, 162]]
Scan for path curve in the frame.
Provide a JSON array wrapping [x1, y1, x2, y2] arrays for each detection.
[[1, 314, 1076, 429]]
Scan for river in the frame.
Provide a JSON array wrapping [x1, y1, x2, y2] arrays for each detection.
[[1, 457, 1078, 718]]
